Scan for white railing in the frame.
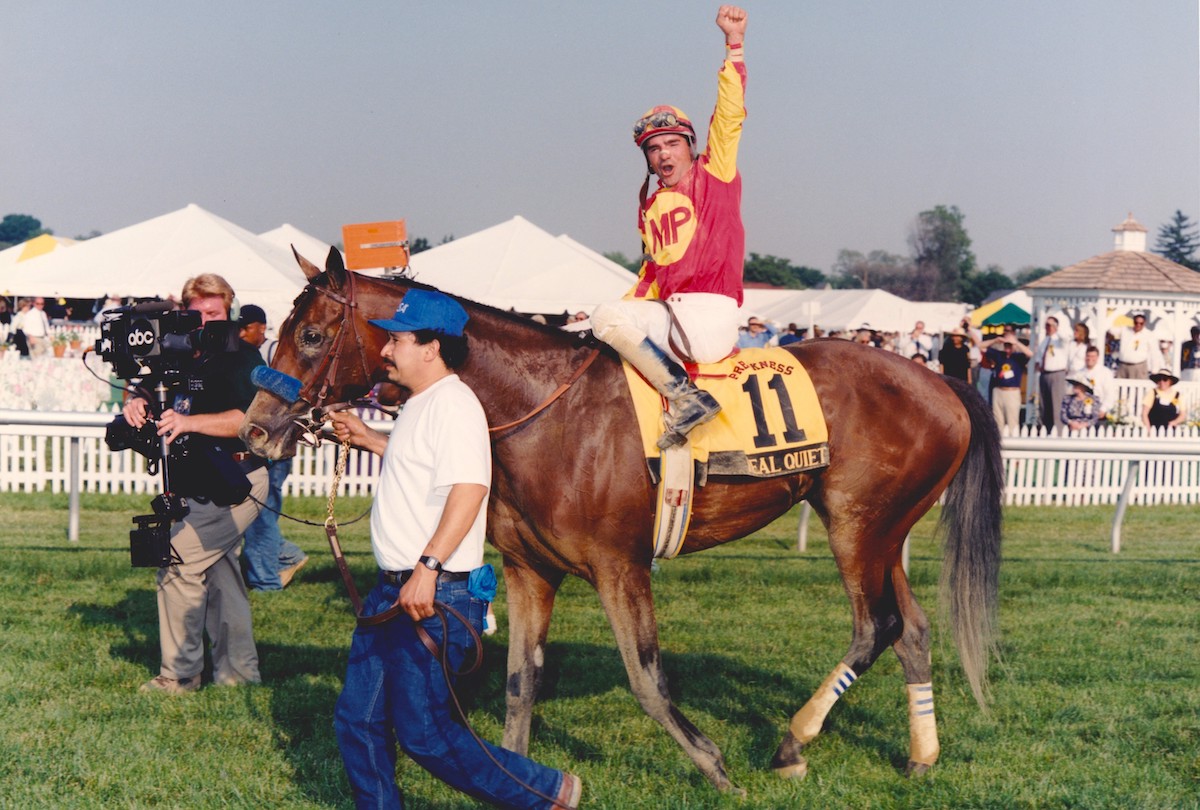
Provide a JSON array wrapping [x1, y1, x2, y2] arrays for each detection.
[[4, 410, 1199, 551]]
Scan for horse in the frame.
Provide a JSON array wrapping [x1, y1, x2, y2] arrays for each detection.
[[240, 248, 1003, 792]]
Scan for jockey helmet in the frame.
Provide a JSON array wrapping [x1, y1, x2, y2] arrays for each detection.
[[633, 105, 695, 149]]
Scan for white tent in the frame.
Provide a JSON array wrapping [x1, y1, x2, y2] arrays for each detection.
[[0, 204, 308, 327], [370, 215, 638, 314], [740, 288, 970, 334], [259, 223, 337, 267]]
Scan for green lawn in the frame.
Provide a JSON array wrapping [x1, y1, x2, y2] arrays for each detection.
[[0, 493, 1196, 809]]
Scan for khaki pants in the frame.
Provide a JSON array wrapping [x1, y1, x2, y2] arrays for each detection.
[[1116, 361, 1147, 380], [992, 387, 1023, 434], [156, 466, 268, 683]]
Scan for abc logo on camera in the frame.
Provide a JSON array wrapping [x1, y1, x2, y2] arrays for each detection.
[[126, 319, 158, 356]]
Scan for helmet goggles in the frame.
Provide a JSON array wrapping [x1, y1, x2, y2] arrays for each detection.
[[633, 105, 695, 149]]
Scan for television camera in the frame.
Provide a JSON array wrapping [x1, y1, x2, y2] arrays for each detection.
[[96, 300, 248, 567]]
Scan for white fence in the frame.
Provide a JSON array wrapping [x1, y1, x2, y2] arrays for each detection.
[[4, 410, 1200, 507]]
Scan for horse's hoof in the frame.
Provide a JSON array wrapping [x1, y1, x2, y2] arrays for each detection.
[[771, 732, 809, 780], [772, 758, 808, 780], [905, 760, 933, 777]]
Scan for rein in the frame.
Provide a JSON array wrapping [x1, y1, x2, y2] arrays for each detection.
[[487, 348, 601, 435]]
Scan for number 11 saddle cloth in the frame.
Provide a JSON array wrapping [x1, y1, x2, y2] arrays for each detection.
[[622, 347, 830, 478]]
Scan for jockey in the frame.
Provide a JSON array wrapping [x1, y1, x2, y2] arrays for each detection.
[[589, 5, 748, 449]]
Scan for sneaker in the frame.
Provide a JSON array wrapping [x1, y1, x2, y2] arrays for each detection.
[[140, 675, 200, 694], [279, 555, 309, 588], [554, 772, 582, 809]]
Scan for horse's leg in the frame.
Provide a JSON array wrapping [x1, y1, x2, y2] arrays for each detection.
[[593, 566, 736, 792], [772, 518, 916, 779], [500, 557, 564, 756], [890, 558, 939, 775]]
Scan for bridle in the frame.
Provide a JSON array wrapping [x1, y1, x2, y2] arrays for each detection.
[[281, 271, 600, 445]]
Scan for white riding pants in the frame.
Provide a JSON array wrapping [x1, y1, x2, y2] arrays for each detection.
[[590, 293, 742, 364]]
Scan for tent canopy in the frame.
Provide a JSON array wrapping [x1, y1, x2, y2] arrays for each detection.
[[740, 288, 968, 334], [982, 301, 1031, 326], [369, 215, 637, 314], [0, 204, 308, 327]]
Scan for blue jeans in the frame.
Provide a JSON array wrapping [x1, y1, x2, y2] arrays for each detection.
[[243, 459, 306, 590], [335, 574, 565, 809]]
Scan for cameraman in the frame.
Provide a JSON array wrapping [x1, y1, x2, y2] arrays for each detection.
[[122, 273, 269, 694]]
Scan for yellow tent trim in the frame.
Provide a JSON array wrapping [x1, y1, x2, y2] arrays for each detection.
[[969, 297, 1007, 327], [17, 234, 62, 262]]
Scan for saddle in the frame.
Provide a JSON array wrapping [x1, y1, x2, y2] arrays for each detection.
[[621, 347, 830, 558]]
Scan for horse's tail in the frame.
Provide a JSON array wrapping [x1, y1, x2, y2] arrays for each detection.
[[937, 377, 1004, 709]]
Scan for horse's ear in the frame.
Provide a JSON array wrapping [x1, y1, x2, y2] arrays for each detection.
[[292, 246, 322, 281], [326, 246, 347, 290]]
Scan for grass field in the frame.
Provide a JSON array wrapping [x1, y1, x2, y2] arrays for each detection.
[[0, 492, 1197, 809]]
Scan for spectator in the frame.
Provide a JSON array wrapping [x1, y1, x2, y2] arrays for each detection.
[[1034, 316, 1069, 429], [238, 304, 308, 591], [22, 297, 51, 358], [777, 322, 803, 346], [10, 298, 31, 358], [1081, 345, 1117, 421], [1157, 339, 1174, 373], [1066, 322, 1090, 378], [938, 328, 972, 383], [1114, 313, 1152, 380], [1180, 326, 1200, 382], [981, 332, 1033, 433], [737, 315, 778, 348], [1142, 369, 1186, 430], [901, 320, 933, 360], [1061, 378, 1102, 431]]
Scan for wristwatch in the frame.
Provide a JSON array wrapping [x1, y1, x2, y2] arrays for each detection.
[[417, 555, 443, 573]]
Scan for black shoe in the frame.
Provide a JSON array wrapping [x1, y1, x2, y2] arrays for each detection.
[[658, 390, 720, 449]]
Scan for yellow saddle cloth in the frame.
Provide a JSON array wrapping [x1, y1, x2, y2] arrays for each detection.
[[622, 347, 830, 478]]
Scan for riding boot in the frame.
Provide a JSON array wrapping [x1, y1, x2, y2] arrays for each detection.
[[611, 336, 721, 449]]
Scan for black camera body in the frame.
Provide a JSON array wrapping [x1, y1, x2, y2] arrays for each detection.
[[96, 302, 240, 379], [98, 301, 248, 568]]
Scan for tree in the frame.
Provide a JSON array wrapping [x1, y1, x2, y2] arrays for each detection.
[[603, 251, 642, 272], [830, 249, 911, 291], [0, 214, 49, 248], [409, 234, 454, 256], [743, 253, 826, 288], [1154, 210, 1199, 271], [959, 265, 1014, 307], [907, 205, 976, 301], [1012, 265, 1059, 287]]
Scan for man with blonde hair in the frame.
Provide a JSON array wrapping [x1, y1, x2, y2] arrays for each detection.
[[122, 273, 268, 693]]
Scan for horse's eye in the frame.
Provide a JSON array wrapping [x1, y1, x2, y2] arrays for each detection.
[[300, 329, 323, 347]]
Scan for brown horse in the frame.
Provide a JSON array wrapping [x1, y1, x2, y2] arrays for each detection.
[[240, 249, 1003, 791]]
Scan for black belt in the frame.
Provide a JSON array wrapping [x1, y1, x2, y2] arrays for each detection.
[[382, 569, 471, 587]]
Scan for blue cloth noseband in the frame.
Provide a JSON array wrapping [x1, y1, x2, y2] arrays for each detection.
[[251, 365, 303, 404]]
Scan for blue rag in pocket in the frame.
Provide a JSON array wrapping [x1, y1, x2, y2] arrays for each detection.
[[467, 563, 497, 602]]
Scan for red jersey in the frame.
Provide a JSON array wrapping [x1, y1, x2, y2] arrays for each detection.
[[633, 48, 747, 305]]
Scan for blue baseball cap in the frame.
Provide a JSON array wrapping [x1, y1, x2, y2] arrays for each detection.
[[368, 289, 468, 336]]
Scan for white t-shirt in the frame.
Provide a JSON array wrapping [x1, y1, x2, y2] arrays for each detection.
[[369, 374, 491, 573]]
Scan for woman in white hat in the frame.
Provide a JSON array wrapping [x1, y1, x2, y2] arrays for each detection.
[[1141, 369, 1186, 430], [1061, 377, 1102, 432]]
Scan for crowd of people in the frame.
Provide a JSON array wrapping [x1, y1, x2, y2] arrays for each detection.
[[721, 311, 1195, 434]]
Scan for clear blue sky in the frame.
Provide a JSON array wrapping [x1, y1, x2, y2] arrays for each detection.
[[4, 1, 1197, 278]]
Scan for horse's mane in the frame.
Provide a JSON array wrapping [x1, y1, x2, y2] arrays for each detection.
[[363, 271, 599, 351]]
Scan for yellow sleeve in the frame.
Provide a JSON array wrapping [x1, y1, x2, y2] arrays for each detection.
[[703, 51, 747, 183]]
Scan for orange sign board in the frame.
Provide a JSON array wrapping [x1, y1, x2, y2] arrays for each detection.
[[342, 220, 409, 270]]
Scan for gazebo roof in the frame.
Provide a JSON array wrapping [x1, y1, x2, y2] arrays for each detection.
[[1024, 250, 1200, 294]]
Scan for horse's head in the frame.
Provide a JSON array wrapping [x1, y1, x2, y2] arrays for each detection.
[[239, 246, 401, 460]]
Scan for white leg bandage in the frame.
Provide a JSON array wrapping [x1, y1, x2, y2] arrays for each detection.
[[907, 682, 940, 766], [790, 662, 857, 744]]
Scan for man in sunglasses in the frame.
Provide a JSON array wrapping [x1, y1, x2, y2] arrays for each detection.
[[589, 5, 749, 450], [1114, 312, 1153, 380]]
